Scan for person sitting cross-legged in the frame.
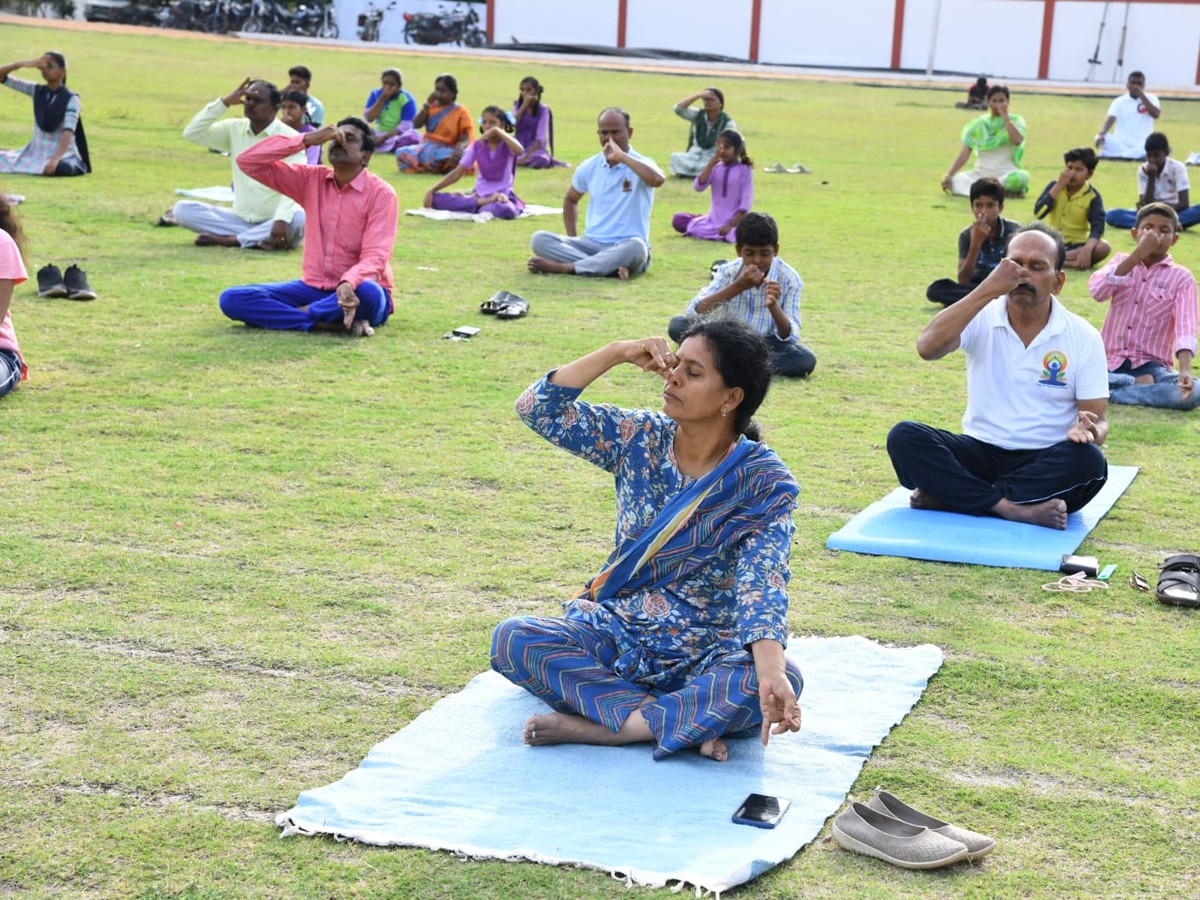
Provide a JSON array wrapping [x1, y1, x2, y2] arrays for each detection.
[[492, 320, 804, 762], [888, 224, 1110, 531], [172, 78, 305, 251], [926, 177, 1021, 307], [1033, 147, 1110, 270], [669, 212, 815, 378], [1089, 202, 1199, 410], [528, 107, 664, 279], [218, 118, 396, 337]]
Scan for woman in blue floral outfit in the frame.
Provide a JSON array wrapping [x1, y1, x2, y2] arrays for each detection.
[[491, 319, 803, 761]]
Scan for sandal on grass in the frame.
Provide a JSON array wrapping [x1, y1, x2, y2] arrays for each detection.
[[495, 293, 528, 319], [480, 290, 512, 314], [1155, 554, 1200, 608], [762, 162, 788, 174]]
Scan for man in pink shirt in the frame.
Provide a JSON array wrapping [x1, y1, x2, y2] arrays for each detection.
[[219, 116, 397, 337], [1089, 202, 1199, 410]]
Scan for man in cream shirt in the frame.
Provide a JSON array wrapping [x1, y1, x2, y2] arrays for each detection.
[[170, 78, 305, 250]]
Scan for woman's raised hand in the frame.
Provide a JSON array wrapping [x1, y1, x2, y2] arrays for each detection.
[[620, 337, 678, 377]]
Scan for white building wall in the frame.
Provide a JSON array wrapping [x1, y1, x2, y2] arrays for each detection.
[[482, 0, 1200, 86]]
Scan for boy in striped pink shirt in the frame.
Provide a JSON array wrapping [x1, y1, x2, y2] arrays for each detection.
[[1089, 202, 1199, 409]]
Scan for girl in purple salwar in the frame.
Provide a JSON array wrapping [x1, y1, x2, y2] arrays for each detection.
[[512, 76, 565, 169], [424, 106, 525, 219], [672, 129, 753, 244]]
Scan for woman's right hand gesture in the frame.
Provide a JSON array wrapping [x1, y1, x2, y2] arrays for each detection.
[[619, 337, 678, 378]]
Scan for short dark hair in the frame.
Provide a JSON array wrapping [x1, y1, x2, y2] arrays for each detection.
[[735, 211, 778, 247], [598, 107, 631, 128], [289, 65, 312, 83], [679, 317, 774, 441], [381, 68, 402, 86], [251, 80, 282, 109], [1145, 131, 1170, 154], [969, 177, 1005, 206], [1135, 201, 1180, 233], [337, 116, 374, 154], [1016, 221, 1066, 271], [1063, 146, 1098, 174], [282, 89, 308, 107], [1128, 70, 1145, 82], [436, 73, 458, 98], [986, 84, 1010, 101]]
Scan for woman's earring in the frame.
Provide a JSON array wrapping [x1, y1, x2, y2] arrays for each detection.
[[720, 406, 728, 418]]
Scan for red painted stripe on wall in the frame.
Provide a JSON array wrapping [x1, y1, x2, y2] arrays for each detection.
[[617, 0, 627, 48], [750, 0, 763, 62], [1039, 0, 1056, 79], [891, 0, 906, 69]]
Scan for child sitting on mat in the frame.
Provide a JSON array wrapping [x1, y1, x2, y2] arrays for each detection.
[[671, 129, 753, 244], [423, 106, 524, 220]]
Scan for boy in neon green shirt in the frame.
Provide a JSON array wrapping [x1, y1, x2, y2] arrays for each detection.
[[1034, 147, 1111, 270]]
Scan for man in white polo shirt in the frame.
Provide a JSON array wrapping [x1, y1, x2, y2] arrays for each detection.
[[887, 223, 1110, 530], [528, 107, 664, 279], [1095, 71, 1160, 161]]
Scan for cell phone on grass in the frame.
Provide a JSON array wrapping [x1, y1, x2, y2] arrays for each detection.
[[732, 793, 790, 829]]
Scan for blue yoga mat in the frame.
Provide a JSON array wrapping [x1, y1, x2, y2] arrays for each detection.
[[826, 465, 1138, 570], [277, 636, 943, 894]]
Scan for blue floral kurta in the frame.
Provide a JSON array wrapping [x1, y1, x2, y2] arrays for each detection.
[[516, 374, 799, 694]]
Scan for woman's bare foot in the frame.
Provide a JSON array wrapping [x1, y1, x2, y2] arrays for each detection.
[[524, 713, 619, 746], [993, 497, 1068, 529], [698, 737, 728, 762], [909, 488, 946, 510], [349, 319, 375, 337], [616, 266, 630, 280], [527, 256, 573, 274]]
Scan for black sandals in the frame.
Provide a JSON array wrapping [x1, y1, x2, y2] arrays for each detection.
[[1155, 554, 1200, 608]]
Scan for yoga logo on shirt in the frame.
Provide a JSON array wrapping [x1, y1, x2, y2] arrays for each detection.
[[1039, 350, 1069, 387]]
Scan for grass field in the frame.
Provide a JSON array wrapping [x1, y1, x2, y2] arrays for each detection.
[[1, 17, 1198, 898]]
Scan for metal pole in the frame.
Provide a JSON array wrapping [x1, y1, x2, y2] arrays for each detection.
[[926, 0, 943, 77], [1086, 0, 1109, 82], [1112, 1, 1131, 82]]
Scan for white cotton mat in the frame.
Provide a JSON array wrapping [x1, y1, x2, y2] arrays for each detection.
[[276, 635, 943, 894], [404, 204, 561, 223]]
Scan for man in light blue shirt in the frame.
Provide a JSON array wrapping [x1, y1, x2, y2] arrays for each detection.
[[670, 213, 816, 377], [529, 107, 664, 278]]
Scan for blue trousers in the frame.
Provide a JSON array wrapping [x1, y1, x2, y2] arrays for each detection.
[[1109, 361, 1200, 410], [0, 348, 21, 398], [219, 280, 391, 331], [491, 615, 803, 760], [887, 420, 1108, 515], [1106, 205, 1200, 230], [668, 315, 817, 378]]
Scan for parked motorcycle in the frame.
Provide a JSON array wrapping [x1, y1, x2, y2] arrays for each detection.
[[241, 0, 291, 33], [293, 2, 338, 37], [357, 0, 394, 42], [402, 2, 484, 47]]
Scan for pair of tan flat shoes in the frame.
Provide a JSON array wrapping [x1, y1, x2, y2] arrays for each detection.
[[832, 789, 996, 869]]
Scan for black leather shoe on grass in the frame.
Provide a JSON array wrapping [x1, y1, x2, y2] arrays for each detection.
[[64, 264, 97, 301], [36, 264, 68, 298]]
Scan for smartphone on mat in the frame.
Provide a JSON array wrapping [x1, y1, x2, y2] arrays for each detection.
[[731, 793, 791, 829]]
